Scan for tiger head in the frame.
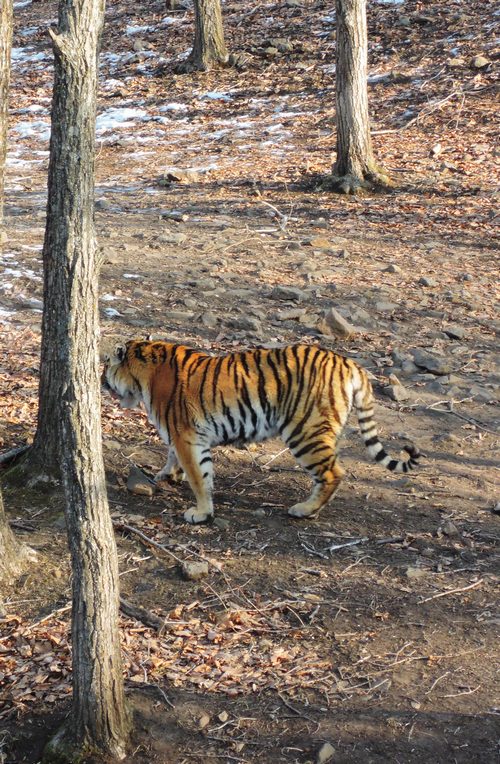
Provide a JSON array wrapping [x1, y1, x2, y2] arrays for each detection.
[[101, 340, 144, 410]]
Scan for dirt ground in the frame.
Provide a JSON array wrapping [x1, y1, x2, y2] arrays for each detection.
[[1, 0, 499, 762]]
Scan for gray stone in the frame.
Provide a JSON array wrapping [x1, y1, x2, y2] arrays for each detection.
[[392, 348, 411, 365], [227, 316, 262, 332], [168, 310, 194, 322], [319, 308, 355, 339], [470, 55, 489, 69], [401, 360, 419, 375], [181, 561, 209, 581], [444, 325, 466, 340], [264, 46, 279, 56], [201, 312, 218, 328], [157, 232, 187, 246], [276, 308, 307, 321], [412, 349, 453, 376], [419, 277, 437, 287], [406, 566, 427, 580], [162, 168, 200, 184], [127, 465, 156, 497], [468, 385, 494, 402], [317, 742, 335, 764], [384, 263, 402, 274], [375, 301, 397, 312], [385, 384, 411, 402], [267, 37, 294, 53], [442, 520, 460, 537], [182, 297, 197, 309], [271, 286, 307, 302]]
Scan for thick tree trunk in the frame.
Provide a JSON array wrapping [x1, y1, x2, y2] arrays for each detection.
[[179, 0, 228, 72], [40, 0, 130, 760], [331, 0, 389, 193], [0, 0, 13, 234]]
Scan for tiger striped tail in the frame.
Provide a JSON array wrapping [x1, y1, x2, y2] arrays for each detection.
[[353, 367, 420, 474]]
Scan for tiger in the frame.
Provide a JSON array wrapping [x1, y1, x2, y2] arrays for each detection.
[[102, 339, 420, 524]]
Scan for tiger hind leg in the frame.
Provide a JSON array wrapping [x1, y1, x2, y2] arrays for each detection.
[[286, 433, 344, 518]]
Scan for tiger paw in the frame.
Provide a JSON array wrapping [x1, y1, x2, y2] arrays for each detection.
[[288, 502, 321, 519], [155, 467, 185, 484], [184, 507, 214, 524]]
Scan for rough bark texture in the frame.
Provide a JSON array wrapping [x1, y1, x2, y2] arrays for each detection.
[[331, 0, 388, 193], [0, 0, 13, 234], [40, 0, 130, 759], [180, 0, 228, 72]]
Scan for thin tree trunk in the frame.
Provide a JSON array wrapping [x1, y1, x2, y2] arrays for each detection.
[[0, 0, 13, 235], [40, 0, 130, 759], [331, 0, 389, 193], [179, 0, 228, 72]]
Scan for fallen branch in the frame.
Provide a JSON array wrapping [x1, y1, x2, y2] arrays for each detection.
[[0, 444, 30, 467], [119, 597, 165, 632], [419, 579, 484, 604]]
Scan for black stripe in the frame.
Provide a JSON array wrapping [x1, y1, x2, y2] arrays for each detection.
[[364, 435, 380, 447], [212, 356, 225, 404], [266, 351, 283, 403], [375, 449, 388, 462]]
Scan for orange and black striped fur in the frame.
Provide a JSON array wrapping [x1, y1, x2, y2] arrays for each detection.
[[103, 340, 420, 524]]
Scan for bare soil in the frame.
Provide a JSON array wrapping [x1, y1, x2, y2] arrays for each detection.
[[1, 0, 498, 762]]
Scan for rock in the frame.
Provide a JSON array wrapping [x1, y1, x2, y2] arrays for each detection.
[[228, 52, 250, 69], [444, 325, 466, 340], [162, 168, 200, 184], [181, 561, 209, 581], [317, 742, 335, 764], [492, 502, 500, 516], [392, 348, 411, 365], [306, 236, 333, 249], [468, 384, 494, 402], [319, 308, 356, 339], [286, 0, 302, 6], [253, 509, 266, 518], [182, 297, 198, 309], [442, 520, 460, 537], [433, 433, 460, 445], [447, 57, 466, 68], [267, 37, 294, 53], [276, 308, 307, 321], [227, 316, 262, 332], [375, 301, 397, 312], [198, 713, 210, 730], [264, 46, 279, 57], [386, 383, 411, 402], [127, 465, 156, 497], [401, 360, 419, 375], [200, 312, 218, 328], [470, 55, 489, 69], [160, 210, 189, 222], [133, 38, 146, 52], [156, 232, 187, 245], [168, 310, 194, 322], [412, 349, 453, 376], [384, 263, 402, 274], [406, 566, 427, 580], [271, 286, 307, 302], [419, 277, 437, 287], [218, 710, 229, 723]]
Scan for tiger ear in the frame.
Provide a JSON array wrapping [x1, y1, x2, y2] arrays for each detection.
[[115, 344, 126, 362]]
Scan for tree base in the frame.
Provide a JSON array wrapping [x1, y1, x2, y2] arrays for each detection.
[[322, 169, 392, 195], [42, 719, 127, 763], [174, 51, 229, 74], [1, 447, 59, 490]]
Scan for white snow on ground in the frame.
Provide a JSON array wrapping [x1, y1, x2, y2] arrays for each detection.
[[103, 307, 122, 318], [126, 24, 152, 35], [13, 0, 32, 8], [123, 274, 141, 279], [200, 91, 233, 101], [158, 103, 188, 113], [11, 47, 50, 67], [12, 120, 50, 142], [96, 107, 148, 133]]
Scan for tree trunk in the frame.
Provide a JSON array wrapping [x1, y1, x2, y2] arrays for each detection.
[[40, 0, 130, 759], [180, 0, 228, 72], [331, 0, 389, 193], [0, 0, 13, 235]]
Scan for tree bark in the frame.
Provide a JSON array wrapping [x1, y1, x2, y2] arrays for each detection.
[[331, 0, 389, 193], [179, 0, 228, 72], [39, 0, 130, 759], [0, 0, 13, 234]]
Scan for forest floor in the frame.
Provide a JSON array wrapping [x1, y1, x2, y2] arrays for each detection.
[[1, 0, 499, 762]]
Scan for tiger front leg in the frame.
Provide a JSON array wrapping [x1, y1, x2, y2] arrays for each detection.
[[173, 437, 214, 524], [154, 448, 185, 484]]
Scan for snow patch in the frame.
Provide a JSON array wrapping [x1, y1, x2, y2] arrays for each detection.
[[96, 107, 148, 133]]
